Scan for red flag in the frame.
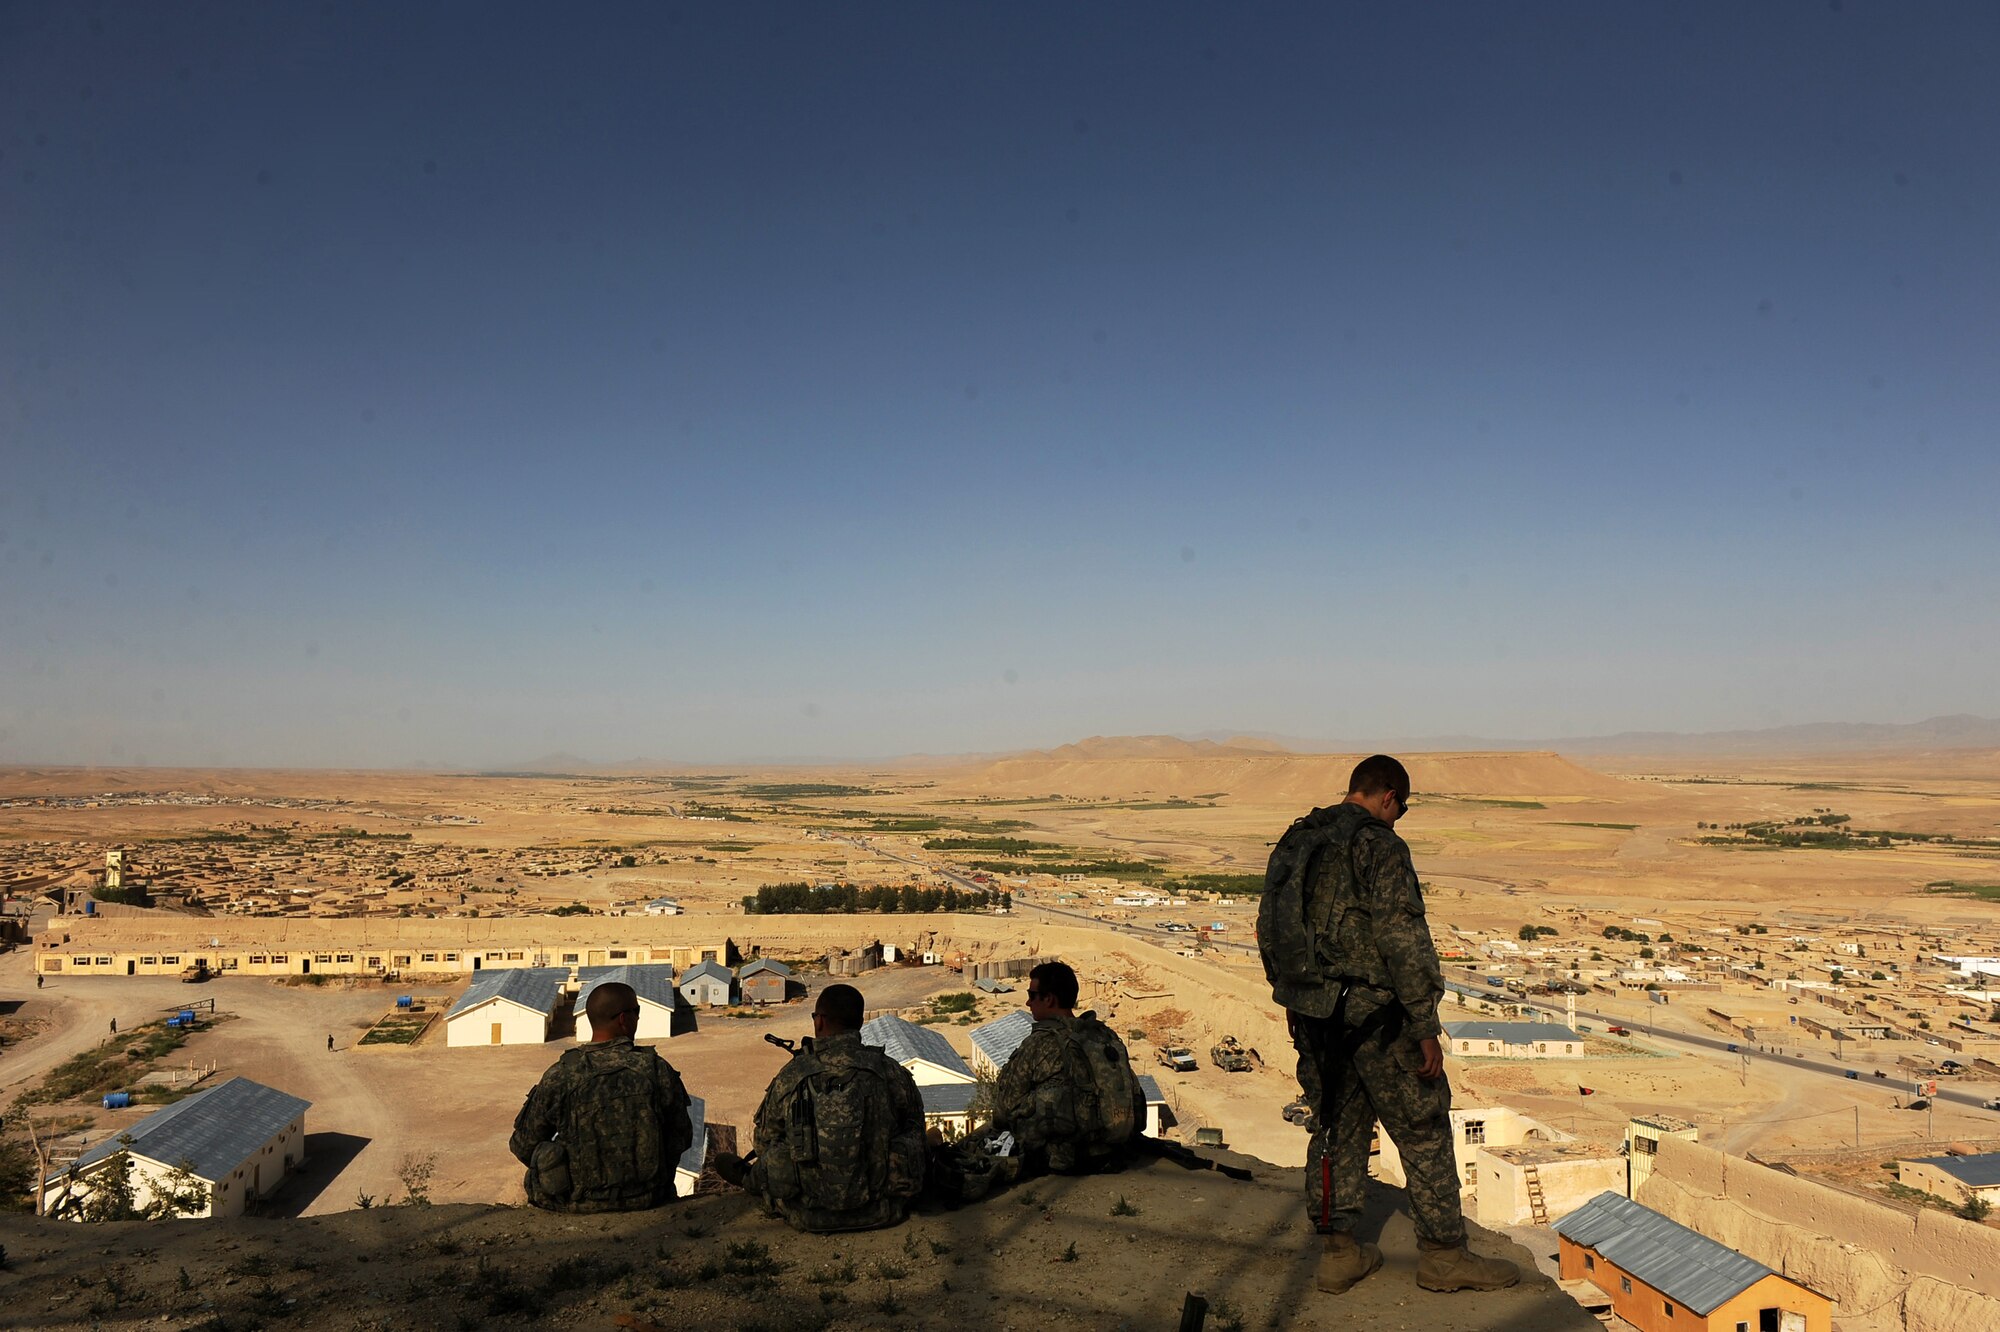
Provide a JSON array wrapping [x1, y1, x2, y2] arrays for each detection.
[[1577, 1085, 1595, 1096]]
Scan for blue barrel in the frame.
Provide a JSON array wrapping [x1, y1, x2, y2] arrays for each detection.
[[84, 899, 97, 916], [396, 995, 414, 1009], [165, 1016, 181, 1029], [179, 1010, 196, 1023], [103, 1092, 131, 1109]]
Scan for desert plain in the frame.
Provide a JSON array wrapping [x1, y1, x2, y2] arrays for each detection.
[[5, 738, 2000, 1223]]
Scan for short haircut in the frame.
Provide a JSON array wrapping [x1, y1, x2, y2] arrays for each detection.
[[585, 981, 637, 1032], [1029, 960, 1079, 1009], [1347, 754, 1410, 800], [816, 982, 864, 1032]]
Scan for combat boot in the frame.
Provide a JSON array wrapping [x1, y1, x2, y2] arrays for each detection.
[[1415, 1239, 1519, 1292], [1315, 1231, 1383, 1294]]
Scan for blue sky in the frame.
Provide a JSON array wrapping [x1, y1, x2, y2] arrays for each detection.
[[3, 3, 1996, 767]]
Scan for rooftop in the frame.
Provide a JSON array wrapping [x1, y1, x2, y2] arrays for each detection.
[[861, 1013, 972, 1076], [446, 967, 566, 1019], [68, 1076, 310, 1184], [1906, 1153, 2000, 1188], [1445, 1020, 1583, 1044], [571, 963, 680, 1015], [1554, 1191, 1786, 1315]]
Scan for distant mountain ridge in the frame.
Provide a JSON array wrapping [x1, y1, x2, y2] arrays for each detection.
[[1197, 713, 2000, 757]]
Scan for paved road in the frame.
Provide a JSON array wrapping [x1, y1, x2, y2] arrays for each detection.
[[1514, 995, 1999, 1113]]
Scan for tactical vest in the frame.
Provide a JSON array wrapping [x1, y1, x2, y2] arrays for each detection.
[[530, 1043, 683, 1213]]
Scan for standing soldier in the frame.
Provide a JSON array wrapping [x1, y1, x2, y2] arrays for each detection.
[[1259, 755, 1517, 1295]]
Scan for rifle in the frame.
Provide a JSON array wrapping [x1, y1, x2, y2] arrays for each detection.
[[763, 1032, 814, 1057], [1136, 1136, 1254, 1181]]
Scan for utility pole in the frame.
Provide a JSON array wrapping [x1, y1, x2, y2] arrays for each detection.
[[1854, 1105, 1860, 1149]]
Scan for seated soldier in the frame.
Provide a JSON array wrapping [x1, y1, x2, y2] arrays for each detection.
[[716, 982, 926, 1232], [993, 961, 1145, 1175], [509, 981, 693, 1213]]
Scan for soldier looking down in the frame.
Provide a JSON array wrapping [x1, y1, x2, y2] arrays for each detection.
[[510, 981, 693, 1213], [715, 982, 927, 1232], [1259, 755, 1518, 1295], [991, 961, 1144, 1176]]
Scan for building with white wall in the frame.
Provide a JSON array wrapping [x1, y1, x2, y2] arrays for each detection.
[[1375, 1105, 1571, 1196], [1444, 1020, 1583, 1058], [1474, 1141, 1627, 1228], [860, 1014, 974, 1086], [445, 967, 567, 1046], [571, 964, 680, 1041], [43, 1077, 309, 1221], [1624, 1114, 1700, 1193], [1897, 1152, 2000, 1208], [678, 959, 735, 1008]]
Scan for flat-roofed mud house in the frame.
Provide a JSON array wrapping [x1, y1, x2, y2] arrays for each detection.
[[42, 1077, 309, 1221], [1556, 1192, 1830, 1332], [445, 968, 567, 1046]]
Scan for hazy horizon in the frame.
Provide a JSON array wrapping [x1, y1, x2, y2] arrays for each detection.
[[6, 5, 1997, 769]]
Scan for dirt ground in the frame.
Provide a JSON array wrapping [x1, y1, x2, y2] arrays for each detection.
[[6, 744, 2000, 1212], [0, 1154, 1597, 1332]]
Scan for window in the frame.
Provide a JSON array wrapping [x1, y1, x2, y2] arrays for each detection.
[[507, 951, 524, 960], [142, 957, 157, 965], [1664, 1301, 1674, 1317], [337, 954, 352, 962], [272, 954, 288, 964], [395, 954, 411, 966], [163, 956, 179, 965], [73, 957, 90, 967], [1634, 1136, 1657, 1155], [367, 956, 381, 967], [1564, 1043, 1574, 1053], [1737, 1323, 1749, 1332], [1620, 1277, 1631, 1294], [1584, 1254, 1594, 1270], [1464, 1119, 1486, 1144], [421, 953, 437, 963], [1486, 1041, 1498, 1053], [222, 957, 238, 969], [610, 949, 628, 960], [315, 954, 332, 963], [562, 953, 580, 963], [1536, 1042, 1547, 1052], [250, 955, 267, 964], [444, 952, 458, 961]]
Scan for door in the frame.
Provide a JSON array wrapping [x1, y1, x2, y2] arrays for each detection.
[[472, 956, 481, 970], [301, 958, 311, 974], [491, 1022, 502, 1045], [588, 950, 608, 966], [126, 960, 136, 975]]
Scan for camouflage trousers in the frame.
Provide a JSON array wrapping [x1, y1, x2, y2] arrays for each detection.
[[1289, 1001, 1464, 1247]]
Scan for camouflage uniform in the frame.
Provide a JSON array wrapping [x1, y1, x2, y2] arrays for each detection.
[[993, 1011, 1144, 1175], [509, 1037, 693, 1213], [748, 1030, 926, 1232], [1279, 803, 1463, 1246]]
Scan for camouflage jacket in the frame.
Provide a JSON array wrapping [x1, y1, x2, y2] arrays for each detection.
[[993, 1011, 1144, 1171], [750, 1031, 926, 1232], [1291, 802, 1445, 1041], [509, 1037, 693, 1213]]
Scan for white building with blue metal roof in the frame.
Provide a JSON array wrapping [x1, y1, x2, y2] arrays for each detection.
[[1444, 1019, 1582, 1058], [445, 967, 568, 1046], [968, 1009, 1034, 1075], [43, 1076, 310, 1221], [571, 964, 681, 1041], [860, 1013, 974, 1085]]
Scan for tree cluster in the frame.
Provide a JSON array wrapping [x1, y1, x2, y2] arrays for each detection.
[[742, 881, 1007, 915]]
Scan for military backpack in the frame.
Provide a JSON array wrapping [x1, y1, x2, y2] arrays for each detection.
[[759, 1055, 907, 1227], [1258, 805, 1368, 1018], [1057, 1013, 1142, 1152]]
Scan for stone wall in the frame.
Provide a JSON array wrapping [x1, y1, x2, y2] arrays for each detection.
[[1636, 1135, 2000, 1332]]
